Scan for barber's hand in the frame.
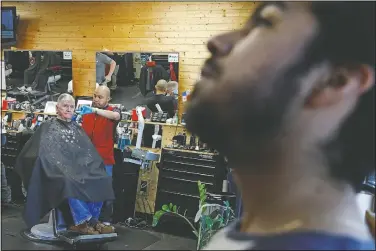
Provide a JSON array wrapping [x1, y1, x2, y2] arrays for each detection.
[[79, 106, 96, 115], [105, 75, 111, 82]]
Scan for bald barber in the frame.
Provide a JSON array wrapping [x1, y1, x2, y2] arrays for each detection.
[[80, 86, 121, 225]]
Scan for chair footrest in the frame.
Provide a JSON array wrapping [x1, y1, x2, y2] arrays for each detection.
[[28, 91, 46, 96], [57, 230, 117, 244], [7, 91, 27, 96]]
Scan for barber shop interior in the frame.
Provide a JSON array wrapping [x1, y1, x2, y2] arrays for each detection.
[[1, 2, 375, 251]]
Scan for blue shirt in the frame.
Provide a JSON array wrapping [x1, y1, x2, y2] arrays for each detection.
[[204, 221, 375, 250]]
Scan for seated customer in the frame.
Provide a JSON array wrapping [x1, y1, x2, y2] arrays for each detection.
[[16, 93, 115, 235], [144, 80, 176, 118], [166, 81, 178, 99]]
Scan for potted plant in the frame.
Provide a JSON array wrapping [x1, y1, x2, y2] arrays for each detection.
[[152, 181, 235, 250]]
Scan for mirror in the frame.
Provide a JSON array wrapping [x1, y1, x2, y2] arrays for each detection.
[[3, 50, 73, 111], [95, 51, 179, 119]]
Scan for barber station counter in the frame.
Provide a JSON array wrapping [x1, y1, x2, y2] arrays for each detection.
[[2, 109, 57, 120], [1, 110, 226, 219], [113, 120, 220, 217]]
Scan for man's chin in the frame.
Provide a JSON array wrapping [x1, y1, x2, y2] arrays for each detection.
[[185, 95, 230, 152]]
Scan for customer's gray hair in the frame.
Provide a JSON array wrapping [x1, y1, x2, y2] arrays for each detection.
[[57, 93, 75, 104]]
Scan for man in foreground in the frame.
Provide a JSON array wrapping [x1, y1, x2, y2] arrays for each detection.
[[16, 94, 115, 235], [185, 2, 375, 250], [80, 86, 121, 225]]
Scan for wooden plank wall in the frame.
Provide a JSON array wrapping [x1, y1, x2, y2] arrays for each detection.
[[1, 1, 256, 112]]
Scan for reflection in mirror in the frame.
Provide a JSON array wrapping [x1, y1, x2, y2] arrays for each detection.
[[96, 51, 179, 119], [3, 50, 73, 112]]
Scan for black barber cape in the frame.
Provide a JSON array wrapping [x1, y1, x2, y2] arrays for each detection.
[[15, 118, 115, 228], [144, 94, 177, 118]]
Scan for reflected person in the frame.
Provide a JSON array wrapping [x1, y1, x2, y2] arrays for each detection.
[[144, 79, 176, 118]]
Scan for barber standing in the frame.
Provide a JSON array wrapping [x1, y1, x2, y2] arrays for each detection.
[[80, 85, 121, 225], [96, 52, 116, 85]]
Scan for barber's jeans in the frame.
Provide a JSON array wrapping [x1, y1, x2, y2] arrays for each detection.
[[68, 198, 103, 226], [100, 165, 113, 223], [1, 163, 12, 203]]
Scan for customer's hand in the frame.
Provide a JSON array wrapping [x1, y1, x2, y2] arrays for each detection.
[[79, 106, 96, 115]]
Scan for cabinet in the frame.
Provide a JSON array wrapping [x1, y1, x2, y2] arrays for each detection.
[[153, 148, 226, 238], [1, 132, 23, 167], [1, 131, 32, 202]]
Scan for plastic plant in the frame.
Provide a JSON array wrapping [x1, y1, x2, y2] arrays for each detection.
[[152, 181, 235, 250], [195, 181, 235, 249], [152, 201, 199, 237]]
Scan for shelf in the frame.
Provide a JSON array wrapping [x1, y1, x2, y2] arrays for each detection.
[[113, 144, 161, 154], [2, 110, 57, 116], [123, 120, 185, 127], [163, 147, 217, 156]]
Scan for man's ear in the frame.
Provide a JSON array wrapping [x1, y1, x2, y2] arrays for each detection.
[[305, 65, 375, 109], [357, 65, 375, 94]]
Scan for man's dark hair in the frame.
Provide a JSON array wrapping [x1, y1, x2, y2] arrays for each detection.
[[309, 2, 375, 191]]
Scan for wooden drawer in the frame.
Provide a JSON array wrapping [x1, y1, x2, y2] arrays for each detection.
[[162, 159, 216, 176], [158, 176, 213, 196]]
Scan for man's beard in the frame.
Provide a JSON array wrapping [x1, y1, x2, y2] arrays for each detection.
[[185, 73, 302, 162]]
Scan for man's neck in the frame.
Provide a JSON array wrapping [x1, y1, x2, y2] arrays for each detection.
[[94, 104, 108, 109], [57, 115, 71, 123], [233, 148, 371, 240], [156, 91, 165, 95]]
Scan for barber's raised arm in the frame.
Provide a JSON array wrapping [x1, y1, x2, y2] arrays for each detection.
[[98, 53, 116, 78], [93, 107, 121, 121], [80, 106, 120, 121]]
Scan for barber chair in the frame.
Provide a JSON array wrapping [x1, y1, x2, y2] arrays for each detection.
[[26, 79, 61, 107], [22, 208, 118, 249], [7, 66, 62, 107], [46, 65, 63, 87]]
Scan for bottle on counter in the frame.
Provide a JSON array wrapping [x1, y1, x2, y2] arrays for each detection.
[[172, 112, 179, 125]]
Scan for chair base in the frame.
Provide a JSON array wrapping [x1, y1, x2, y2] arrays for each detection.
[[21, 226, 61, 244]]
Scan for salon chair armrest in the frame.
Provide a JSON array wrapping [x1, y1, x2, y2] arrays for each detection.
[[362, 182, 376, 195]]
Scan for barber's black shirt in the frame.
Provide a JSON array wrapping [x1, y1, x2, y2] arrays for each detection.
[[144, 94, 176, 118]]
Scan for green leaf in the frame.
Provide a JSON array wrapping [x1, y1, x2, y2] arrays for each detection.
[[199, 189, 205, 196], [169, 203, 173, 210], [205, 217, 214, 229], [201, 195, 207, 203], [162, 204, 170, 212], [152, 210, 166, 227], [173, 205, 177, 212]]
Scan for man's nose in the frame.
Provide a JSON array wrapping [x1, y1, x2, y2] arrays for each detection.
[[207, 30, 244, 57], [207, 37, 232, 57]]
